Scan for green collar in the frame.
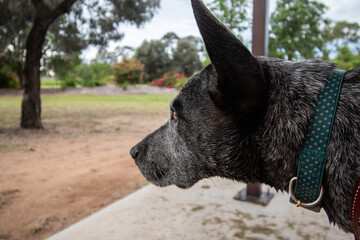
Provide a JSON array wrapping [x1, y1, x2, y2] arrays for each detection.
[[289, 69, 346, 212]]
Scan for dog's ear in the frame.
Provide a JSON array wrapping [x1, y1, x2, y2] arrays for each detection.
[[191, 0, 268, 121]]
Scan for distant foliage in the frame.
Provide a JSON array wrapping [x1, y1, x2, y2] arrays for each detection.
[[0, 56, 19, 88], [268, 0, 360, 68], [135, 33, 203, 83], [112, 58, 144, 86], [207, 0, 250, 41], [75, 62, 113, 87], [269, 0, 330, 60], [171, 39, 203, 77], [49, 56, 113, 89], [135, 40, 170, 83], [60, 73, 78, 90], [0, 65, 19, 88], [325, 21, 360, 50], [331, 46, 360, 70], [48, 55, 81, 81], [151, 72, 188, 89]]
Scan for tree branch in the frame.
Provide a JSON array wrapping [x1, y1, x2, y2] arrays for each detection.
[[50, 0, 78, 22], [31, 0, 42, 9]]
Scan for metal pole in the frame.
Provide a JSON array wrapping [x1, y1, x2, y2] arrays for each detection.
[[252, 0, 269, 56], [234, 0, 274, 206]]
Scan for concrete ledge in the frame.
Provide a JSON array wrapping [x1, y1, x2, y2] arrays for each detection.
[[47, 178, 352, 240]]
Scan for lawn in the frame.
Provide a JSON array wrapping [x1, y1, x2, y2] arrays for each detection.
[[41, 80, 61, 88], [0, 94, 175, 129]]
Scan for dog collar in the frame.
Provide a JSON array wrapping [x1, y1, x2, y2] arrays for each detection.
[[289, 69, 346, 212]]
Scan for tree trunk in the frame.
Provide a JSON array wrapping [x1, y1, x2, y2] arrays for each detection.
[[21, 0, 77, 129], [21, 19, 49, 129]]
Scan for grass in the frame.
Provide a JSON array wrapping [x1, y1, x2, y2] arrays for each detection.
[[0, 94, 175, 129], [0, 230, 10, 239], [0, 190, 19, 208], [26, 222, 43, 236], [41, 80, 61, 88], [0, 143, 27, 153]]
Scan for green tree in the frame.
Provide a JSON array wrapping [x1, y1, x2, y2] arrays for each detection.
[[161, 33, 204, 60], [327, 21, 360, 48], [171, 39, 202, 77], [269, 0, 330, 60], [331, 46, 360, 70], [136, 33, 203, 82], [325, 21, 360, 59], [161, 32, 180, 50], [207, 0, 250, 41], [74, 62, 113, 87], [48, 54, 81, 80], [1, 0, 160, 129], [96, 46, 135, 66], [0, 0, 34, 88], [182, 35, 205, 53], [0, 1, 89, 89], [135, 40, 170, 82]]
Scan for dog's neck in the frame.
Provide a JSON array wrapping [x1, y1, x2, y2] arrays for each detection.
[[253, 57, 337, 191], [218, 133, 265, 184]]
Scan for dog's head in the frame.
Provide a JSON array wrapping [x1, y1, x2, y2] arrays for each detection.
[[130, 0, 268, 189]]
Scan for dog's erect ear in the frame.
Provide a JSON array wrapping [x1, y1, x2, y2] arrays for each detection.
[[191, 0, 268, 120]]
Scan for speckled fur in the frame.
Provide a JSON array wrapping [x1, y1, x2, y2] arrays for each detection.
[[257, 58, 360, 232], [131, 0, 360, 234]]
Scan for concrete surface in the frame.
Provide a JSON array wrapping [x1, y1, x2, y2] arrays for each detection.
[[47, 178, 353, 240]]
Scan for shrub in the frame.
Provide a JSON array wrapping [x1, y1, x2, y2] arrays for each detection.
[[49, 55, 113, 88], [151, 72, 188, 89], [121, 81, 129, 91], [99, 75, 114, 85], [74, 63, 112, 87], [113, 58, 144, 85], [0, 65, 19, 88], [60, 73, 79, 90], [49, 55, 81, 81], [88, 62, 112, 86], [0, 56, 19, 88], [73, 64, 93, 86], [330, 46, 360, 71]]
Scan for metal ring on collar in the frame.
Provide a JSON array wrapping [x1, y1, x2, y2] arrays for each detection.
[[289, 177, 324, 208]]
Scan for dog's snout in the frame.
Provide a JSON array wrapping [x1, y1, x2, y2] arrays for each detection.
[[130, 145, 140, 159]]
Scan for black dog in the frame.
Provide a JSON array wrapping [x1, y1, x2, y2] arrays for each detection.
[[131, 0, 360, 233]]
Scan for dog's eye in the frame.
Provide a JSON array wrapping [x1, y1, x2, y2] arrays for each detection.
[[172, 111, 178, 121]]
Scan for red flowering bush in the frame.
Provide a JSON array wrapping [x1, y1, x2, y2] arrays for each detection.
[[151, 72, 188, 89], [113, 58, 144, 85]]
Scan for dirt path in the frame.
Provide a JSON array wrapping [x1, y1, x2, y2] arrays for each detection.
[[0, 86, 172, 240]]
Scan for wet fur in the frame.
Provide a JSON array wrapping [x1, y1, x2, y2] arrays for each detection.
[[131, 0, 360, 233]]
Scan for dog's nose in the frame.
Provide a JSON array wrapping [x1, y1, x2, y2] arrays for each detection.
[[130, 145, 139, 159]]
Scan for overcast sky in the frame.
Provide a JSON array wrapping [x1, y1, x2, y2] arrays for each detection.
[[83, 0, 360, 60]]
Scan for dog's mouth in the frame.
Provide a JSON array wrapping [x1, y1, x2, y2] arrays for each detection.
[[175, 183, 192, 189], [136, 161, 198, 189], [153, 163, 167, 182], [136, 161, 170, 186]]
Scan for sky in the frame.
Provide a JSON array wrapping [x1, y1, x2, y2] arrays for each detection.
[[82, 0, 360, 61]]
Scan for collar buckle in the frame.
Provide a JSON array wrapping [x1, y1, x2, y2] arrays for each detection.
[[289, 177, 324, 212]]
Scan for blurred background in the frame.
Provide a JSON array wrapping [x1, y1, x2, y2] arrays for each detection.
[[0, 0, 359, 239]]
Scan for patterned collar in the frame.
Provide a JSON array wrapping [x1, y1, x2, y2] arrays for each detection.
[[289, 69, 346, 212]]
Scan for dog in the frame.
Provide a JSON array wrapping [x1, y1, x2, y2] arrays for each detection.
[[130, 0, 360, 233]]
